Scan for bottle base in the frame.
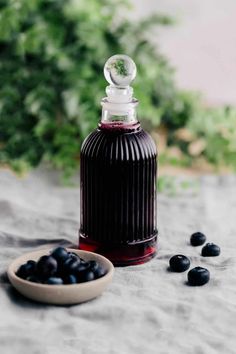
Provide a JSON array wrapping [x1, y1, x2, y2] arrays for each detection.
[[78, 232, 158, 266]]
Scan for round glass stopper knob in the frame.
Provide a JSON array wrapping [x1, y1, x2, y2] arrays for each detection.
[[104, 54, 137, 87]]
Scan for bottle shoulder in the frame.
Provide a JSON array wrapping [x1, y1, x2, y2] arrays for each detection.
[[81, 126, 157, 161]]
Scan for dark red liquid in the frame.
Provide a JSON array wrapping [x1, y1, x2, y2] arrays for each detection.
[[79, 122, 157, 266]]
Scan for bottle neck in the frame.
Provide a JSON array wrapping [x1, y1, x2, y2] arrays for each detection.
[[101, 97, 138, 125]]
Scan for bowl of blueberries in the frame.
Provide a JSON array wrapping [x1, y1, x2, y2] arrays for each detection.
[[7, 247, 114, 305]]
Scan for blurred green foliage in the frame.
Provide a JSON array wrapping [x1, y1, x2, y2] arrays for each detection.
[[0, 0, 236, 178], [187, 106, 236, 169]]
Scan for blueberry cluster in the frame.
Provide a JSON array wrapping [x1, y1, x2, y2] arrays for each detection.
[[169, 232, 220, 286], [16, 247, 106, 285]]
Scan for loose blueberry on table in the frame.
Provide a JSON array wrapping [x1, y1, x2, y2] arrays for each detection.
[[187, 267, 210, 286], [169, 255, 191, 272], [16, 247, 106, 285], [201, 243, 221, 257], [190, 232, 206, 246]]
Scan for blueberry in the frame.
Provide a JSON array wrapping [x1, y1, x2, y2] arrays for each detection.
[[94, 266, 106, 279], [63, 274, 77, 284], [26, 275, 40, 283], [169, 255, 190, 272], [76, 262, 90, 274], [76, 263, 91, 282], [36, 255, 57, 279], [188, 267, 210, 286], [63, 258, 80, 274], [16, 260, 36, 279], [201, 243, 220, 257], [16, 264, 30, 279], [83, 271, 95, 282], [51, 247, 68, 263], [46, 277, 63, 285], [78, 270, 95, 283], [67, 252, 81, 262], [88, 260, 99, 272], [190, 232, 206, 246], [26, 260, 37, 270]]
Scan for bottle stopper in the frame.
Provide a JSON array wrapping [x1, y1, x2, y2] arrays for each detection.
[[103, 54, 137, 103]]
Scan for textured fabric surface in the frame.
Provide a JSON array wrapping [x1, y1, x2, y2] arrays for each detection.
[[0, 169, 236, 354]]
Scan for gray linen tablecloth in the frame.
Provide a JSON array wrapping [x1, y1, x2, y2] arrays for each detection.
[[0, 168, 236, 354]]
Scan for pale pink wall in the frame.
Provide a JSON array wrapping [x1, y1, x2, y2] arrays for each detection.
[[130, 0, 236, 105]]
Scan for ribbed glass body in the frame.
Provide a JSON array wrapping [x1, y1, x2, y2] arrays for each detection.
[[79, 122, 157, 266]]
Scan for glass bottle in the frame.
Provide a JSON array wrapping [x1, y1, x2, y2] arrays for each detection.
[[79, 54, 157, 266]]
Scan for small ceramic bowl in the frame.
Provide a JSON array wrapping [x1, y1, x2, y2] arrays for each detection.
[[7, 248, 114, 305]]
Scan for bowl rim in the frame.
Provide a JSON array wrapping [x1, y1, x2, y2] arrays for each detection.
[[7, 248, 114, 289]]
